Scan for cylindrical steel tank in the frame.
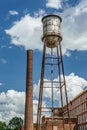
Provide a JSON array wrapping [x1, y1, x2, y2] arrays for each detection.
[[42, 14, 62, 48]]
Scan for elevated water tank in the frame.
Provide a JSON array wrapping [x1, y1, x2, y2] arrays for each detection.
[[42, 14, 62, 48]]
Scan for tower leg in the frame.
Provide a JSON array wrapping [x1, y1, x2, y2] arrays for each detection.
[[37, 45, 46, 130], [37, 44, 71, 130]]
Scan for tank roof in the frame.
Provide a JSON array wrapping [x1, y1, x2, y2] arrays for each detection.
[[42, 14, 62, 23]]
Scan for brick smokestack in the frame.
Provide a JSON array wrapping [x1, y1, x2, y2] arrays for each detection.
[[24, 50, 33, 130]]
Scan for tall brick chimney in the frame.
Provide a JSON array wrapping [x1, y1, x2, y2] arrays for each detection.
[[24, 50, 33, 130]]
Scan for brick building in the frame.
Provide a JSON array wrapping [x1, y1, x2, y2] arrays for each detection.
[[63, 89, 87, 129], [42, 116, 77, 130], [53, 89, 87, 130], [21, 90, 87, 130]]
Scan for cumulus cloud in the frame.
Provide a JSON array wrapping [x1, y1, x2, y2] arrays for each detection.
[[34, 73, 87, 107], [5, 14, 43, 50], [33, 100, 38, 122], [5, 0, 87, 54], [9, 10, 19, 15], [0, 73, 87, 123], [65, 73, 87, 100], [34, 9, 45, 17], [46, 0, 62, 9], [0, 90, 25, 123], [60, 0, 87, 53], [0, 90, 38, 124]]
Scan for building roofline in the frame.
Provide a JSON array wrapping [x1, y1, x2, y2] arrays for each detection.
[[70, 89, 87, 103]]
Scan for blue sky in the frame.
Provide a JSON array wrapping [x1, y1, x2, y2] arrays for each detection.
[[0, 0, 87, 123]]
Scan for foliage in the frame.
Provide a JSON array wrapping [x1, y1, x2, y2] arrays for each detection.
[[0, 117, 23, 130], [8, 117, 23, 130], [0, 121, 7, 130]]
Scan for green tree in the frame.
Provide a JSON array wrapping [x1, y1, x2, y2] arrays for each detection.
[[8, 117, 23, 130], [0, 121, 7, 130]]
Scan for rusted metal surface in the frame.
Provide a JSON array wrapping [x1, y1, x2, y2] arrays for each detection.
[[57, 44, 72, 130], [42, 14, 62, 48], [36, 44, 46, 130], [24, 50, 33, 130], [36, 44, 72, 130], [37, 14, 74, 130], [41, 14, 62, 22]]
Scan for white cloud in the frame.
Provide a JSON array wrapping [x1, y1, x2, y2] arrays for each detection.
[[33, 100, 38, 123], [60, 0, 87, 53], [46, 0, 62, 9], [0, 90, 25, 123], [64, 50, 71, 57], [34, 73, 87, 107], [5, 14, 43, 50], [0, 83, 4, 86], [34, 9, 45, 17], [0, 73, 87, 123], [0, 45, 13, 49], [8, 46, 13, 49], [5, 0, 87, 54], [0, 58, 7, 64], [65, 73, 87, 100], [9, 10, 19, 15], [0, 90, 38, 124]]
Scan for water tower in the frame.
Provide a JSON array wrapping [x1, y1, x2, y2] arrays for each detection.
[[42, 14, 62, 48], [37, 14, 71, 130]]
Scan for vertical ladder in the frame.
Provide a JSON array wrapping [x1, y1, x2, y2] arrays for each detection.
[[37, 44, 71, 130]]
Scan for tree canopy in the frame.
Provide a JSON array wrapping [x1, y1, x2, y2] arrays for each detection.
[[0, 121, 7, 130], [8, 117, 23, 130], [0, 117, 23, 130]]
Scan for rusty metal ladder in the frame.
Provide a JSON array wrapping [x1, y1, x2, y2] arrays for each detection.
[[36, 44, 72, 130]]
